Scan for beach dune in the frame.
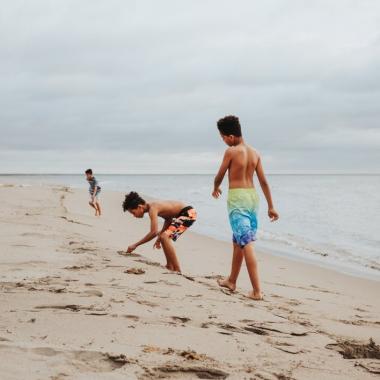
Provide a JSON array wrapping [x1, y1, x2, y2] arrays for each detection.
[[0, 184, 379, 379]]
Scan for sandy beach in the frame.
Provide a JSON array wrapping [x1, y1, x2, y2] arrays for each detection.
[[0, 184, 379, 380]]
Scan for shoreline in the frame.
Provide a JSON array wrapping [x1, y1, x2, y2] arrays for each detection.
[[1, 180, 379, 283]]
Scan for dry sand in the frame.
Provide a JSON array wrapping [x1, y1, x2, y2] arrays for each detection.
[[0, 184, 379, 379]]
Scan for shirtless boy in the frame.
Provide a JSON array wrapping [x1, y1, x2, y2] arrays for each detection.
[[123, 192, 197, 272], [212, 115, 279, 300]]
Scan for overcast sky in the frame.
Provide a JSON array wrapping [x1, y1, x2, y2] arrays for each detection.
[[1, 0, 379, 173]]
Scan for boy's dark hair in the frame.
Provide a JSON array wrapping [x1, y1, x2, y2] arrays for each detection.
[[85, 169, 93, 175], [217, 115, 242, 137], [123, 191, 146, 211]]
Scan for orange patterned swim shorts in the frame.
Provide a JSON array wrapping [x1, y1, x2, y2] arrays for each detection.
[[164, 206, 197, 242]]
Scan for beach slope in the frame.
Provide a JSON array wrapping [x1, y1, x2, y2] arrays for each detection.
[[0, 185, 379, 379]]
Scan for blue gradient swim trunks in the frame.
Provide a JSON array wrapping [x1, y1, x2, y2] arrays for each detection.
[[227, 188, 259, 247]]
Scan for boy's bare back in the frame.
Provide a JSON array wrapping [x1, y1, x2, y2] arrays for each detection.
[[149, 200, 186, 220], [227, 143, 259, 189]]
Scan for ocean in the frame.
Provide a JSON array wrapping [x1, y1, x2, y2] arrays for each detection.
[[1, 174, 379, 281]]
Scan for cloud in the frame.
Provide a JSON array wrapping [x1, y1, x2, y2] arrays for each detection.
[[0, 0, 380, 173]]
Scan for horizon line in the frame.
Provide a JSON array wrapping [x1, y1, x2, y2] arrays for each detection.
[[0, 172, 379, 176]]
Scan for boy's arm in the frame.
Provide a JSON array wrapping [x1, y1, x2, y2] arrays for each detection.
[[256, 155, 279, 222], [212, 149, 232, 198], [127, 207, 159, 252]]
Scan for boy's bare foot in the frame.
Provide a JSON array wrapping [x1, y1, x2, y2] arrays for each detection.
[[166, 264, 181, 273], [247, 290, 264, 301], [217, 277, 236, 292]]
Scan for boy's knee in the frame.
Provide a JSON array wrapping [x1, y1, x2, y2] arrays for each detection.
[[160, 232, 169, 241]]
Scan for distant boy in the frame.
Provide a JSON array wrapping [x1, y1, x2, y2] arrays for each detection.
[[123, 192, 197, 272], [85, 169, 102, 216], [212, 115, 279, 300]]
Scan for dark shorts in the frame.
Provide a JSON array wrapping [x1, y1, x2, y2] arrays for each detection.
[[89, 190, 101, 200], [164, 206, 197, 242]]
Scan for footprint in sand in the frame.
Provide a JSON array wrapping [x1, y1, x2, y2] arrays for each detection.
[[142, 346, 212, 362], [34, 304, 106, 313], [152, 365, 229, 379], [157, 280, 181, 287], [135, 259, 161, 267], [48, 287, 67, 293], [326, 338, 380, 360], [203, 275, 224, 280], [274, 345, 305, 354], [171, 316, 191, 323], [123, 314, 140, 321], [136, 299, 158, 307], [117, 250, 141, 257], [81, 289, 103, 297], [60, 216, 92, 226], [64, 264, 93, 270], [124, 268, 145, 275], [245, 322, 309, 337], [110, 298, 124, 304], [244, 326, 269, 335], [338, 319, 380, 327], [71, 247, 97, 254]]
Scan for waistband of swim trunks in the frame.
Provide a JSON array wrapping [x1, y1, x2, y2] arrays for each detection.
[[178, 205, 195, 216], [180, 205, 193, 212], [228, 188, 257, 194]]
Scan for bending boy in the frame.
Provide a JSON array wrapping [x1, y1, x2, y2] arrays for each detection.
[[212, 115, 279, 300], [123, 192, 197, 272]]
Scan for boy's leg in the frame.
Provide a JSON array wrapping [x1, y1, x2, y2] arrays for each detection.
[[93, 202, 99, 216], [243, 243, 263, 300], [95, 201, 101, 216], [89, 194, 99, 215], [160, 233, 181, 272], [218, 243, 243, 291], [89, 200, 97, 212]]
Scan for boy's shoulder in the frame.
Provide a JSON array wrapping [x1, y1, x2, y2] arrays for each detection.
[[150, 199, 177, 208], [148, 200, 164, 211], [224, 145, 238, 155], [225, 144, 260, 157], [247, 144, 260, 156]]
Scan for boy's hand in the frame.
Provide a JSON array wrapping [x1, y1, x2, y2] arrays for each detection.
[[212, 188, 222, 199], [127, 244, 137, 253], [268, 208, 279, 222], [153, 238, 161, 250]]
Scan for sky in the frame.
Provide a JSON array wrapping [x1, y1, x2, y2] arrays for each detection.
[[1, 0, 379, 174]]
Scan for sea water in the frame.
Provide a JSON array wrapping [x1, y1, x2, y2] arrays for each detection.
[[1, 174, 379, 281]]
